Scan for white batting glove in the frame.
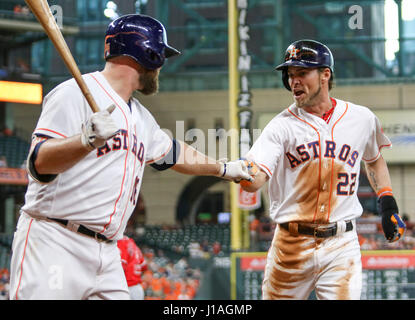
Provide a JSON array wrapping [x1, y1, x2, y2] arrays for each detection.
[[81, 105, 119, 150], [219, 159, 253, 182]]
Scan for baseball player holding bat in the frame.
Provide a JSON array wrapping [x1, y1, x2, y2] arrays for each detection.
[[9, 14, 253, 300], [241, 39, 406, 300]]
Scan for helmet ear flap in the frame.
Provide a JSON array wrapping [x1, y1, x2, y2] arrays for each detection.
[[146, 48, 163, 66], [282, 69, 291, 91]]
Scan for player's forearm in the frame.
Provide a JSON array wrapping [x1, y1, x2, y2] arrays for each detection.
[[364, 155, 392, 194], [34, 135, 91, 174], [171, 140, 222, 176], [240, 170, 269, 192]]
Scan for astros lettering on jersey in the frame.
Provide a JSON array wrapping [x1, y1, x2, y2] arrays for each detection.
[[246, 98, 391, 225], [23, 71, 172, 241]]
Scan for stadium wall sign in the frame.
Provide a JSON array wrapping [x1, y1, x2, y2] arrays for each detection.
[[374, 110, 415, 163]]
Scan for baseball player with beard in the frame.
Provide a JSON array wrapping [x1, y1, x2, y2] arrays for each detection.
[[9, 14, 253, 300], [241, 39, 406, 300]]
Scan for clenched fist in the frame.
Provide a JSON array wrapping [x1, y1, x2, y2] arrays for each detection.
[[219, 159, 256, 183], [81, 105, 119, 150], [379, 195, 406, 243]]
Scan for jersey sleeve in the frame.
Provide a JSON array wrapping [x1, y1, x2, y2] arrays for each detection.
[[26, 83, 89, 183], [34, 83, 89, 139], [362, 113, 392, 163], [245, 121, 284, 177], [143, 110, 173, 164]]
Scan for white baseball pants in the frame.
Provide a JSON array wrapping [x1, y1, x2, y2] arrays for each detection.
[[129, 283, 145, 300], [262, 223, 362, 300], [9, 213, 130, 300]]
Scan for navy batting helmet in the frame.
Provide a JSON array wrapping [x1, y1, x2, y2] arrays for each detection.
[[104, 14, 181, 70], [275, 39, 334, 91]]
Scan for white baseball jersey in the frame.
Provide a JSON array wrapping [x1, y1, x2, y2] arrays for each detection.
[[247, 98, 391, 300], [22, 71, 172, 240], [246, 98, 391, 225]]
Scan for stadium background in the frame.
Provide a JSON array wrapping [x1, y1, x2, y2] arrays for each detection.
[[0, 0, 414, 300]]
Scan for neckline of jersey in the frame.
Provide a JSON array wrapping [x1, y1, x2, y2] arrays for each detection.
[[322, 98, 337, 123], [94, 71, 133, 113], [300, 97, 337, 124]]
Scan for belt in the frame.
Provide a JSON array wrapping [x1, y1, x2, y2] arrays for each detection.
[[48, 218, 113, 243], [280, 220, 353, 238]]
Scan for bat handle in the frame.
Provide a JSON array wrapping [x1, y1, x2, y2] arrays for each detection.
[[85, 93, 100, 113], [73, 77, 100, 113]]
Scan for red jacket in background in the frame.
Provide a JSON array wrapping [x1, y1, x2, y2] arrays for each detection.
[[117, 236, 147, 287]]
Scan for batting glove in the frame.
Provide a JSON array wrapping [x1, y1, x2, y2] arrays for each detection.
[[241, 158, 260, 177], [378, 194, 406, 243], [81, 105, 120, 150], [238, 158, 260, 188], [219, 159, 253, 183]]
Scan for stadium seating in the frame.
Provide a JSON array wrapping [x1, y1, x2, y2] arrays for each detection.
[[0, 136, 30, 168], [0, 247, 10, 270], [0, 234, 13, 248], [0, 234, 13, 270], [136, 224, 231, 256]]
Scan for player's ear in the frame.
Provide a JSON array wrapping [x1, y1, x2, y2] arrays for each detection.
[[319, 68, 331, 86]]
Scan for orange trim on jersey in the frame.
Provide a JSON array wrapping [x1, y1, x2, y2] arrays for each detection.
[[258, 163, 272, 177], [362, 144, 392, 162], [90, 73, 130, 235], [35, 128, 67, 138], [327, 103, 349, 222], [322, 99, 337, 124], [15, 218, 33, 300], [145, 139, 173, 164], [322, 106, 335, 123], [109, 124, 139, 240], [377, 187, 393, 198], [288, 108, 322, 223]]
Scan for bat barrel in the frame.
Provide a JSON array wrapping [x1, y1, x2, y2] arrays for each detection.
[[24, 0, 100, 113]]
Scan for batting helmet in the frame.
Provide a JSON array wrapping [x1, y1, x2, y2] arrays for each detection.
[[104, 14, 181, 70], [275, 39, 334, 91]]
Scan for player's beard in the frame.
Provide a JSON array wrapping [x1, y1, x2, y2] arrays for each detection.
[[295, 83, 322, 108], [138, 69, 159, 95]]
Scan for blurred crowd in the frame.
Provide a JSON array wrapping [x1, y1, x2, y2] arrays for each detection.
[[132, 223, 229, 259], [249, 211, 415, 251], [185, 240, 223, 258], [0, 269, 9, 300], [13, 5, 30, 17], [0, 246, 201, 301], [358, 232, 415, 250], [0, 211, 413, 300], [140, 246, 202, 300], [357, 210, 415, 250], [250, 214, 276, 244]]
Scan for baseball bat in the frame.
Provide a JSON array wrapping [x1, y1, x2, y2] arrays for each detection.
[[24, 0, 100, 113]]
